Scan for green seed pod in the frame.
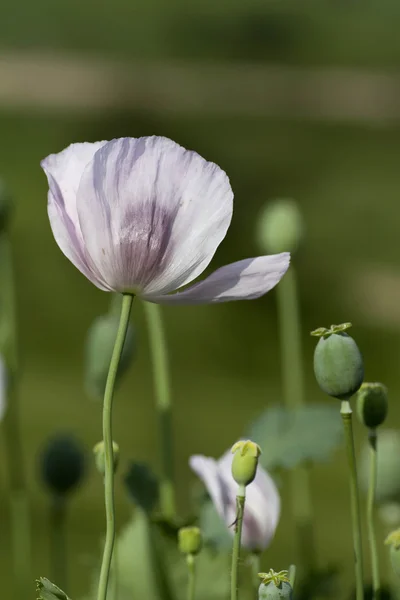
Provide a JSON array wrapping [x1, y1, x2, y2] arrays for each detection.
[[359, 430, 400, 504], [256, 198, 303, 254], [93, 440, 120, 476], [357, 382, 388, 429], [312, 324, 364, 400], [85, 312, 135, 400], [178, 526, 203, 555], [258, 571, 292, 600], [231, 440, 261, 487], [40, 434, 85, 497], [0, 178, 13, 233], [385, 530, 400, 579]]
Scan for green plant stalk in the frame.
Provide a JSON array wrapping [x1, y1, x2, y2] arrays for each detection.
[[367, 429, 380, 600], [276, 266, 316, 570], [187, 554, 196, 600], [96, 293, 133, 600], [288, 564, 296, 589], [143, 301, 175, 520], [341, 400, 364, 600], [111, 539, 119, 600], [0, 234, 31, 600], [231, 486, 246, 600], [250, 553, 261, 589], [50, 496, 67, 590]]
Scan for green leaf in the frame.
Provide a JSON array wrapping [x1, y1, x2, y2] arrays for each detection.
[[199, 499, 233, 551], [36, 578, 71, 600], [124, 461, 159, 513], [83, 509, 254, 600], [247, 404, 343, 470]]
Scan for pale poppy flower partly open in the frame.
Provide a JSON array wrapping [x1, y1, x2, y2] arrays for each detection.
[[190, 449, 280, 551], [41, 136, 290, 303]]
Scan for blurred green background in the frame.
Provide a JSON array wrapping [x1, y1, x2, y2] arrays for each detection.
[[1, 0, 400, 597]]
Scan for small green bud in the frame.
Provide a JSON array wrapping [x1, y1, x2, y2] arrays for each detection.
[[258, 570, 293, 600], [0, 178, 13, 233], [93, 441, 120, 476], [85, 312, 135, 400], [385, 530, 400, 579], [357, 382, 388, 429], [231, 440, 261, 487], [40, 435, 85, 497], [359, 430, 400, 504], [178, 526, 203, 555], [256, 198, 303, 254], [312, 324, 364, 400]]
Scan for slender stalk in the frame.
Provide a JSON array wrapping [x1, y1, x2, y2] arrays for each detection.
[[143, 301, 175, 520], [111, 540, 119, 600], [231, 486, 246, 600], [276, 266, 316, 570], [96, 293, 134, 600], [0, 234, 31, 599], [50, 496, 67, 590], [341, 400, 364, 600], [187, 554, 196, 600], [250, 553, 261, 589], [367, 429, 380, 600], [288, 564, 296, 589]]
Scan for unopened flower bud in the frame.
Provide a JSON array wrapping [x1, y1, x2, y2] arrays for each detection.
[[40, 434, 85, 497], [357, 382, 388, 429], [256, 199, 303, 254], [385, 529, 400, 579], [178, 526, 202, 556], [0, 178, 13, 233], [258, 570, 293, 600], [359, 430, 400, 504], [85, 312, 135, 400], [231, 440, 261, 487], [93, 440, 120, 476], [312, 324, 364, 400]]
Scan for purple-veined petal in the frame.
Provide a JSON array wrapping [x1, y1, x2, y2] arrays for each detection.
[[41, 141, 109, 289], [243, 466, 280, 550], [146, 253, 290, 304], [189, 455, 228, 518], [76, 136, 233, 293]]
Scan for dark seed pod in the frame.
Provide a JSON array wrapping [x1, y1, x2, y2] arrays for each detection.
[[84, 313, 136, 400], [357, 382, 388, 429], [40, 434, 85, 496], [312, 324, 364, 400]]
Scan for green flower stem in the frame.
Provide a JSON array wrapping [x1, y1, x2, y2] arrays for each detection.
[[187, 554, 196, 600], [341, 400, 364, 600], [288, 565, 296, 589], [50, 496, 67, 590], [231, 486, 246, 600], [0, 235, 31, 599], [276, 266, 316, 570], [111, 540, 119, 600], [367, 429, 380, 600], [96, 293, 133, 600], [250, 553, 261, 588], [143, 301, 175, 520]]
